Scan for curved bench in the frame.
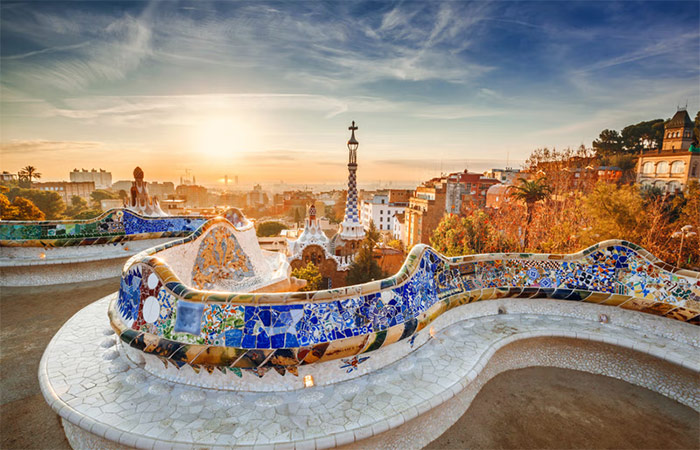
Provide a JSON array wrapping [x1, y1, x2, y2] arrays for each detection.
[[109, 214, 700, 382]]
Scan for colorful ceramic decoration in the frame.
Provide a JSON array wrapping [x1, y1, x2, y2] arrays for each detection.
[[0, 208, 208, 247], [109, 211, 700, 379]]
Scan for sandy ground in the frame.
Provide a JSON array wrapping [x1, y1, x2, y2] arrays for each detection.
[[0, 279, 120, 450], [1, 281, 698, 450], [427, 366, 700, 450]]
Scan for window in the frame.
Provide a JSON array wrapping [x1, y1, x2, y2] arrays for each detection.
[[692, 163, 698, 177], [656, 161, 669, 173], [671, 161, 685, 174]]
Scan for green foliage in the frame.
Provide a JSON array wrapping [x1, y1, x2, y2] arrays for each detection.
[[90, 189, 119, 207], [324, 204, 339, 223], [346, 222, 385, 285], [581, 183, 646, 243], [256, 221, 288, 237], [592, 129, 623, 156], [387, 239, 404, 252], [694, 111, 700, 142], [291, 261, 322, 292], [17, 165, 41, 188], [593, 119, 664, 156], [65, 195, 90, 218], [7, 188, 65, 219], [73, 209, 104, 220], [430, 211, 507, 256], [0, 194, 45, 220], [622, 119, 665, 152]]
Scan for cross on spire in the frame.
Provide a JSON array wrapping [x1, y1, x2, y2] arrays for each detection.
[[348, 121, 358, 132]]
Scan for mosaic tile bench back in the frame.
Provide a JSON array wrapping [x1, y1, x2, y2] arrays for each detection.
[[0, 209, 209, 247], [110, 219, 700, 378]]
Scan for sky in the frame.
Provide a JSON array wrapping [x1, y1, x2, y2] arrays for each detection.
[[1, 1, 699, 186]]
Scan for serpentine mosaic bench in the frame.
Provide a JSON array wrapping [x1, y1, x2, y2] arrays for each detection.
[[110, 211, 700, 382], [0, 208, 211, 247], [40, 211, 700, 448]]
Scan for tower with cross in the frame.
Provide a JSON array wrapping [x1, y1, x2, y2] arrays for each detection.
[[338, 120, 366, 245]]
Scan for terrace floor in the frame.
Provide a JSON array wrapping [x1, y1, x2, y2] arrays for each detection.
[[1, 282, 698, 450]]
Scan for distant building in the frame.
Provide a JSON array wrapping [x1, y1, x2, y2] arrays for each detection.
[[360, 189, 411, 233], [246, 184, 268, 208], [637, 109, 700, 193], [485, 184, 513, 209], [1, 171, 18, 182], [404, 178, 448, 248], [110, 180, 133, 192], [70, 168, 112, 190], [258, 236, 288, 253], [34, 181, 95, 204], [404, 170, 501, 248], [148, 182, 175, 200], [483, 168, 521, 184], [373, 246, 404, 275], [176, 184, 209, 207], [445, 171, 500, 212], [392, 212, 405, 242]]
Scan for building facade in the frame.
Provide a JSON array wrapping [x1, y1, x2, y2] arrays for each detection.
[[70, 168, 112, 190], [404, 178, 448, 249], [637, 109, 700, 193], [360, 189, 411, 233], [34, 181, 95, 205]]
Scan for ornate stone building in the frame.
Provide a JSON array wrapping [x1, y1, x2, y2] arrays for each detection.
[[287, 122, 366, 288], [637, 109, 700, 193]]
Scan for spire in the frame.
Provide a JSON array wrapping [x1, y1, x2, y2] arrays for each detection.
[[339, 121, 365, 241]]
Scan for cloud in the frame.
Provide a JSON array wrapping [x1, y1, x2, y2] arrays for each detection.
[[0, 139, 104, 154]]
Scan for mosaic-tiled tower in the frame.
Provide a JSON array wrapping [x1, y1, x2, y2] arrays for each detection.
[[339, 121, 366, 241]]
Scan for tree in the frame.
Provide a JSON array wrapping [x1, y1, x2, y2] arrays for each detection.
[[65, 195, 89, 218], [324, 204, 339, 224], [118, 189, 129, 203], [346, 221, 385, 285], [387, 239, 404, 252], [90, 189, 119, 208], [621, 119, 664, 153], [694, 111, 700, 142], [17, 165, 41, 188], [292, 207, 302, 227], [0, 194, 45, 220], [291, 261, 322, 292], [7, 188, 65, 219], [592, 129, 623, 156], [256, 221, 288, 237], [430, 211, 507, 256], [509, 177, 552, 248], [73, 209, 103, 220], [333, 191, 347, 222]]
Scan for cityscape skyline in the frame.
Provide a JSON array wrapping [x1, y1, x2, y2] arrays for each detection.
[[1, 1, 699, 184]]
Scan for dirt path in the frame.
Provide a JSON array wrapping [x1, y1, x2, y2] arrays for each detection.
[[0, 279, 120, 450], [427, 366, 700, 450]]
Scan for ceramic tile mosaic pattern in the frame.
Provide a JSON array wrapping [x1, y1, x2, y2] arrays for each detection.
[[110, 221, 700, 377], [0, 208, 208, 247]]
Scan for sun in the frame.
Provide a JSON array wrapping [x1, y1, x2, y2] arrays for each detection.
[[191, 116, 257, 160]]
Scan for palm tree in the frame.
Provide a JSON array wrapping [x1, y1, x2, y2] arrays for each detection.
[[18, 165, 41, 188], [509, 177, 552, 249]]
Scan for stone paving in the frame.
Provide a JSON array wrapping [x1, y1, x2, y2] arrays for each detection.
[[40, 294, 700, 449]]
